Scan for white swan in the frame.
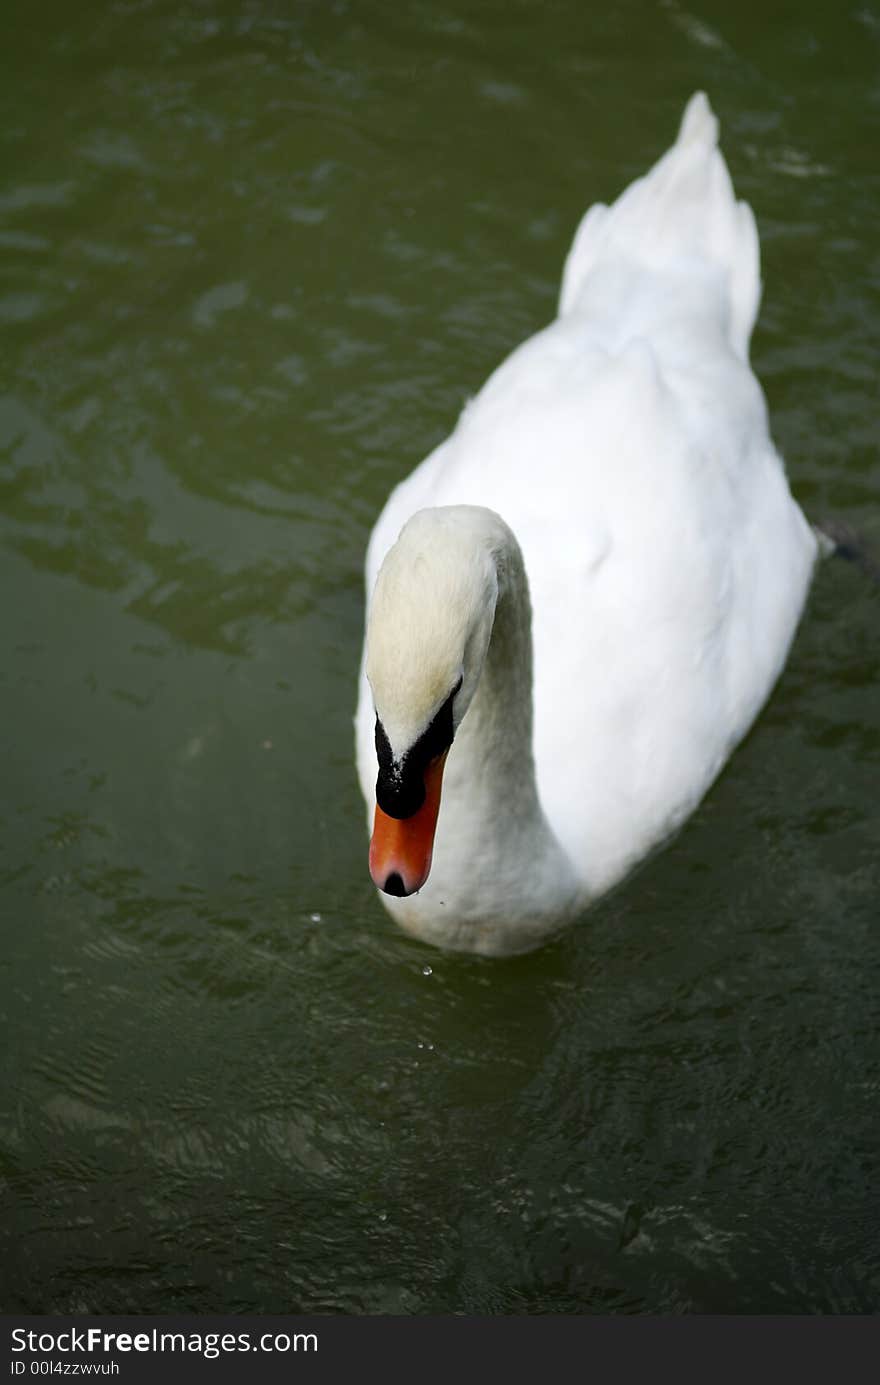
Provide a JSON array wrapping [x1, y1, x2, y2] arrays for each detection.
[[355, 93, 818, 957]]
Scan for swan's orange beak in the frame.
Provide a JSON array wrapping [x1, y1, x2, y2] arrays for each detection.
[[369, 751, 448, 897]]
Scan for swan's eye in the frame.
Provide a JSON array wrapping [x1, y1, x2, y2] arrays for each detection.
[[374, 677, 462, 819]]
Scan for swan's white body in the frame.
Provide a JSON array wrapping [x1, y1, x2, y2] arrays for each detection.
[[355, 94, 817, 956]]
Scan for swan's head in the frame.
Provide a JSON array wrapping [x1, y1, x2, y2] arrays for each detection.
[[365, 507, 502, 897]]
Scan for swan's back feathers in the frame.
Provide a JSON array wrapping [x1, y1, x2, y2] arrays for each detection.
[[559, 92, 760, 361]]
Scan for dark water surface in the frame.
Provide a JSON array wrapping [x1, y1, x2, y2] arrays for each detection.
[[1, 0, 879, 1313]]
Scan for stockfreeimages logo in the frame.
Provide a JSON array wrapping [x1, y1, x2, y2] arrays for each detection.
[[10, 1327, 318, 1362]]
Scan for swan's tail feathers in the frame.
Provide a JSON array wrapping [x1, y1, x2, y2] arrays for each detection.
[[559, 92, 761, 360], [677, 88, 719, 148]]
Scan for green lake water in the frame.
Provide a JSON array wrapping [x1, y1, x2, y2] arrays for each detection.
[[1, 0, 879, 1313]]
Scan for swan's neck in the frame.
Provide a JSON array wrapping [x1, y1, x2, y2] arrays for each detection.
[[390, 526, 582, 955]]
